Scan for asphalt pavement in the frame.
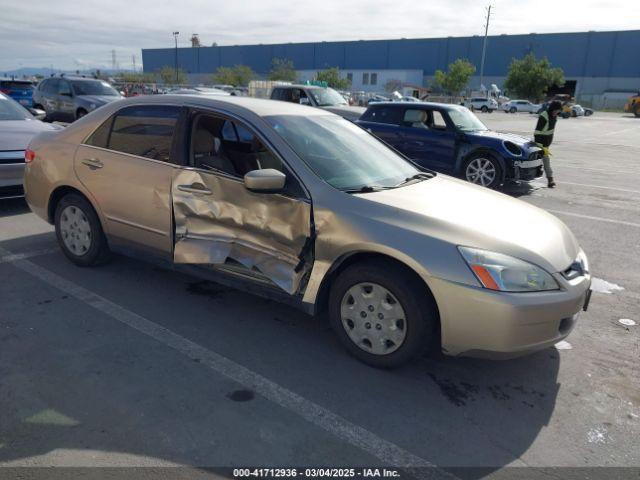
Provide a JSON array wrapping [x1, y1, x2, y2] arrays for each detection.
[[0, 111, 638, 479]]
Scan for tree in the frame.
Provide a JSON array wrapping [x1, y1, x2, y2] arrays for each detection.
[[432, 59, 476, 95], [212, 65, 255, 86], [268, 58, 297, 82], [159, 65, 187, 85], [315, 67, 351, 89], [190, 34, 201, 48], [384, 78, 403, 93], [503, 53, 565, 102]]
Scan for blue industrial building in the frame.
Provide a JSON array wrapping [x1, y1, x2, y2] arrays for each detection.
[[142, 30, 640, 107]]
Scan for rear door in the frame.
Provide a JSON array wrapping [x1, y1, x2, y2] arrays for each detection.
[[357, 106, 403, 148], [171, 109, 313, 295], [74, 104, 183, 256]]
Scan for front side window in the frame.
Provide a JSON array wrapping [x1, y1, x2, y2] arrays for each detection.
[[190, 114, 284, 178], [267, 114, 419, 191], [87, 105, 181, 163], [58, 80, 72, 96], [361, 106, 401, 124]]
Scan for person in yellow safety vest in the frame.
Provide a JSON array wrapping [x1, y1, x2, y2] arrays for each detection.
[[534, 100, 563, 188]]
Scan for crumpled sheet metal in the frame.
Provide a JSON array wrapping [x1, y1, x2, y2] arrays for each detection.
[[172, 169, 311, 294]]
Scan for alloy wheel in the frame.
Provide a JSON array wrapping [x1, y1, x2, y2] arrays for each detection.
[[466, 158, 497, 187]]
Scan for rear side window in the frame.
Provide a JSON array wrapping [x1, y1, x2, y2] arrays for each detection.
[[361, 106, 401, 124], [85, 105, 181, 163]]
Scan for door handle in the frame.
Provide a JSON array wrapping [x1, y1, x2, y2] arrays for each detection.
[[177, 183, 212, 195], [82, 158, 103, 169]]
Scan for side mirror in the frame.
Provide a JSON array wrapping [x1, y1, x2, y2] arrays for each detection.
[[299, 97, 310, 106], [244, 169, 286, 192], [29, 108, 46, 120]]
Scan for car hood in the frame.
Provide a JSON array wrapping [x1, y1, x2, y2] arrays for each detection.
[[466, 129, 535, 147], [78, 95, 122, 105], [0, 120, 61, 151], [357, 176, 579, 272], [321, 105, 366, 120]]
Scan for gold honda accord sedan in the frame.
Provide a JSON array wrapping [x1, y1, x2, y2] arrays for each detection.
[[24, 95, 591, 368]]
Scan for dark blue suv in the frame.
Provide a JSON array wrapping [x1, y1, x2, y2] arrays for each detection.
[[357, 102, 543, 189]]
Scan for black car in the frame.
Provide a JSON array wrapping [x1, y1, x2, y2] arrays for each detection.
[[357, 102, 543, 189]]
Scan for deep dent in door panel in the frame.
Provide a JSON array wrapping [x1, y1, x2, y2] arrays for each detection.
[[172, 169, 311, 294]]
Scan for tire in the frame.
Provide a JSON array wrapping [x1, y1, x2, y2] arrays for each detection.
[[633, 106, 639, 118], [462, 153, 503, 189], [562, 112, 570, 119], [55, 193, 110, 267], [76, 108, 88, 120], [329, 260, 438, 368], [509, 106, 517, 113], [481, 105, 489, 113]]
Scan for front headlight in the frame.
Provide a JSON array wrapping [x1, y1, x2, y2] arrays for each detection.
[[459, 246, 559, 292]]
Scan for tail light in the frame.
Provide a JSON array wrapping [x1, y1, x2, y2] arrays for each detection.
[[0, 88, 10, 94], [25, 149, 36, 163]]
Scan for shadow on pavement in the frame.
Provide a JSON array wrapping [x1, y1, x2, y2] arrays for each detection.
[[0, 232, 561, 477], [0, 197, 30, 218]]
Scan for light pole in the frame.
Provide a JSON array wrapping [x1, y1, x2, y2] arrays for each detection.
[[479, 5, 492, 93], [173, 31, 180, 84]]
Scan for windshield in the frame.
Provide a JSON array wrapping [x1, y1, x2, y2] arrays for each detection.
[[0, 94, 32, 120], [71, 80, 119, 96], [266, 114, 420, 191], [447, 107, 488, 132], [308, 88, 348, 107]]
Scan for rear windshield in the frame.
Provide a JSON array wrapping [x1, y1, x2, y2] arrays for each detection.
[[71, 80, 119, 96], [0, 94, 32, 120], [0, 81, 34, 90]]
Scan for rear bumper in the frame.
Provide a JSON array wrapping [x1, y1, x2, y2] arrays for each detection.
[[428, 274, 591, 358], [0, 163, 25, 188]]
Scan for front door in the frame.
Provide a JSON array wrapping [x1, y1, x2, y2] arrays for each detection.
[[398, 107, 456, 173], [172, 111, 313, 295], [57, 80, 76, 121], [74, 104, 183, 256]]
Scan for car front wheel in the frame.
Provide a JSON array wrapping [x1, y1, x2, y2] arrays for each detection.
[[463, 154, 502, 189], [509, 106, 517, 113], [481, 105, 489, 113], [329, 260, 438, 368], [55, 193, 110, 266]]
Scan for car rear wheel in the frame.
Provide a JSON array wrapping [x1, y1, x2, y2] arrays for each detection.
[[463, 154, 502, 189], [55, 193, 110, 267], [329, 260, 438, 368], [509, 106, 517, 113]]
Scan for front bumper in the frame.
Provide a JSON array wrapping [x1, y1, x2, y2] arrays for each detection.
[[428, 273, 591, 358]]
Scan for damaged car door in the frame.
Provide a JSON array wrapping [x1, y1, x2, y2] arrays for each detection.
[[172, 111, 313, 295]]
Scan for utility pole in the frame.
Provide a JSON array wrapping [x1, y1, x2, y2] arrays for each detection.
[[479, 5, 492, 93], [111, 50, 117, 71], [132, 54, 136, 73], [173, 31, 180, 84]]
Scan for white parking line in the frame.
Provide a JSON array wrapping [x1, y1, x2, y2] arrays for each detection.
[[0, 247, 59, 264], [554, 164, 640, 175], [559, 181, 640, 195], [0, 246, 457, 478], [547, 210, 640, 228]]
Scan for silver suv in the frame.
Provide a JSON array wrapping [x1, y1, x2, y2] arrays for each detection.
[[33, 76, 122, 122]]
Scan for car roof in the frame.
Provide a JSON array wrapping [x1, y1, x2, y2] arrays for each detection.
[[116, 94, 332, 117], [367, 101, 466, 110], [274, 84, 324, 90]]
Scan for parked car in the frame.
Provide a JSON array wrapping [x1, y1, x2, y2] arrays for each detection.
[[0, 92, 61, 198], [463, 97, 498, 112], [270, 84, 365, 121], [24, 95, 591, 367], [168, 87, 230, 96], [357, 102, 543, 189], [33, 76, 123, 122], [0, 78, 36, 108], [624, 92, 640, 117], [502, 100, 540, 113]]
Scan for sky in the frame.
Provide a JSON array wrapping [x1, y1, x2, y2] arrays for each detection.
[[1, 0, 638, 72]]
